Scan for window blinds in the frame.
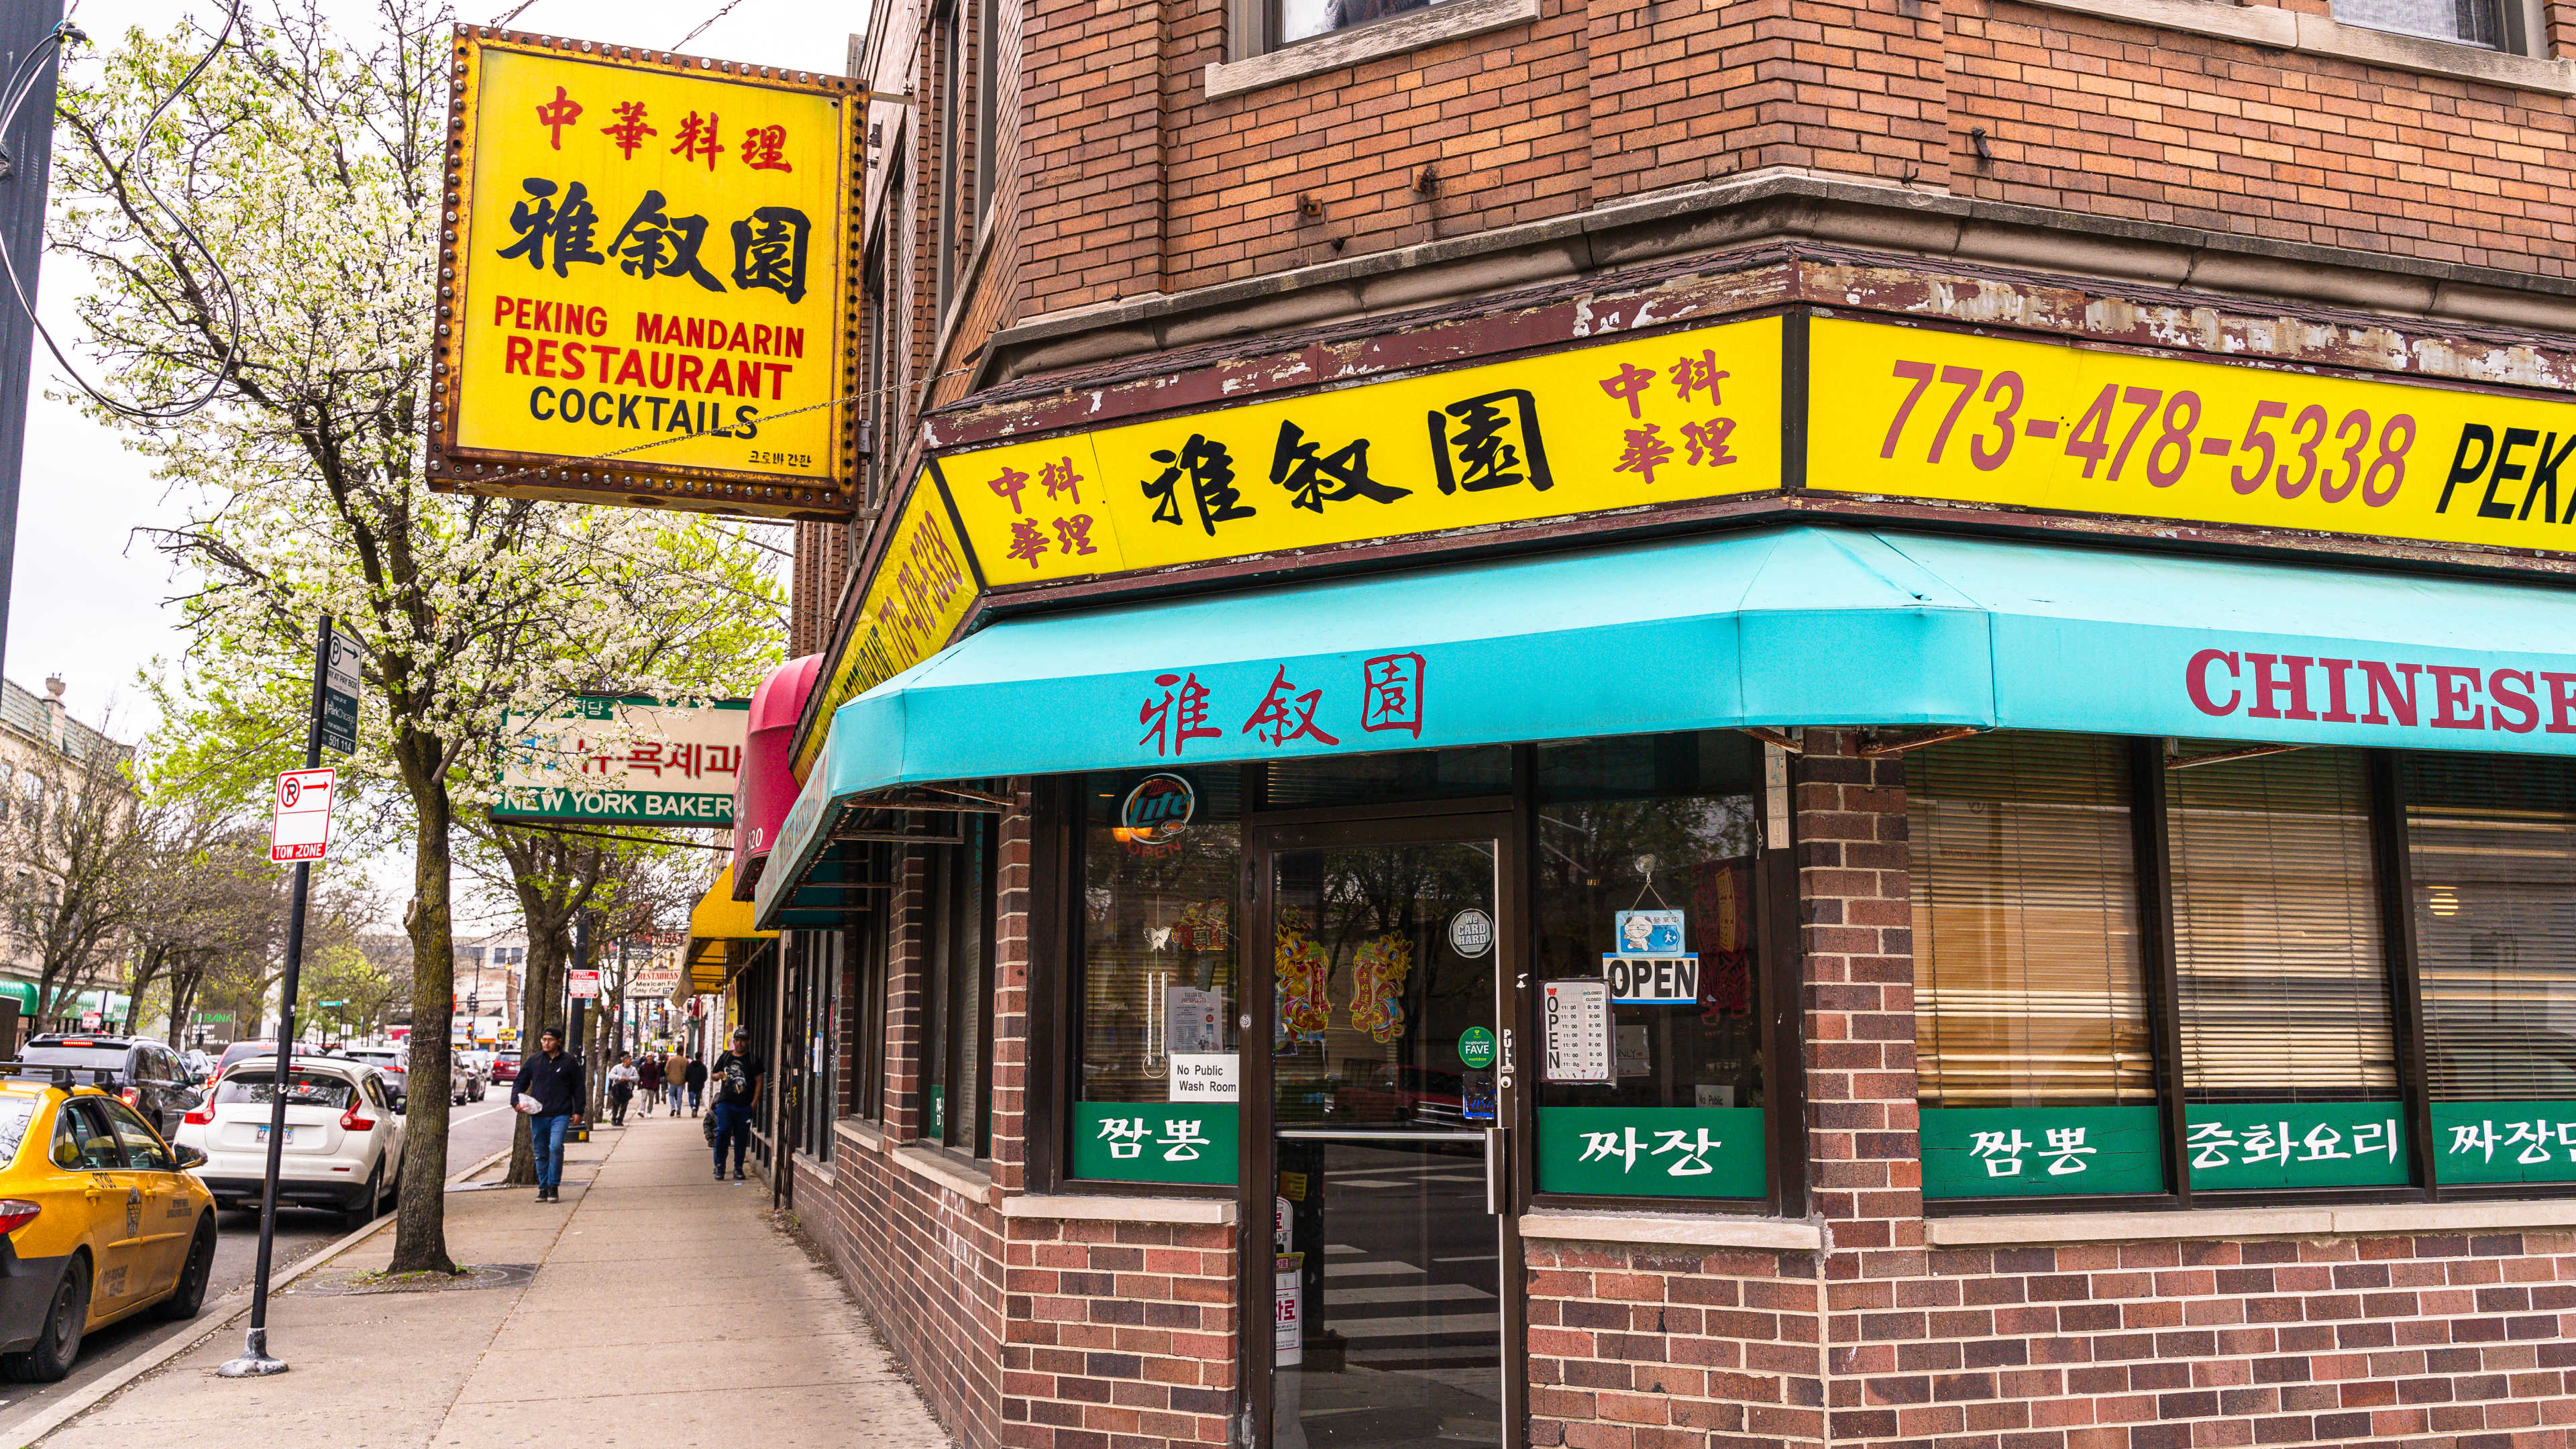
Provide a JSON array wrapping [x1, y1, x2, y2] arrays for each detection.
[[1910, 733, 2153, 1108], [2167, 747, 2396, 1103], [2404, 755, 2576, 1102]]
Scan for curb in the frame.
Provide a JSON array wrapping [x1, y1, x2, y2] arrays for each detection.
[[0, 1142, 517, 1449]]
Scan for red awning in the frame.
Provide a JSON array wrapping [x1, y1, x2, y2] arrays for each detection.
[[731, 653, 821, 899]]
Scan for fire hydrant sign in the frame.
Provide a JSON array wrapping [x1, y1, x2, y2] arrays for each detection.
[[268, 769, 337, 863]]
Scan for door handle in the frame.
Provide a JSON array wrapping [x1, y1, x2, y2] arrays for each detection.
[[1484, 1126, 1509, 1216]]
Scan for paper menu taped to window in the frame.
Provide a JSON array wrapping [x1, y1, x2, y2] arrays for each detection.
[[1542, 979, 1613, 1083], [1165, 985, 1222, 1055]]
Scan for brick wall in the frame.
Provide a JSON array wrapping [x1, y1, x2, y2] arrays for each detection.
[[1947, 1, 2576, 276], [1897, 1230, 2576, 1449], [1523, 1239, 1823, 1449], [1008, 0, 2576, 319], [1001, 1214, 1239, 1449]]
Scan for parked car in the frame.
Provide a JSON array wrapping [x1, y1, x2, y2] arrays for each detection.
[[15, 1036, 205, 1142], [214, 1040, 279, 1080], [0, 1073, 217, 1381], [451, 1055, 486, 1105], [175, 1056, 404, 1225], [338, 1046, 413, 1110]]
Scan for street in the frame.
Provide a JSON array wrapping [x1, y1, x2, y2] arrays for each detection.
[[0, 1097, 519, 1426]]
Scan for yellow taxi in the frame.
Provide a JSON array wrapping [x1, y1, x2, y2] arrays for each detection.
[[0, 1070, 217, 1381]]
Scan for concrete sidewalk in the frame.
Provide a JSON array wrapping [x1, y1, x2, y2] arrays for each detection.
[[38, 1110, 948, 1448]]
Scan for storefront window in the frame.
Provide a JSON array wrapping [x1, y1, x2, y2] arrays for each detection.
[[1265, 747, 1509, 810], [1531, 732, 1766, 1200], [924, 814, 998, 1157], [2405, 755, 2576, 1185], [1911, 735, 2163, 1199], [1914, 733, 2576, 1208], [1071, 769, 1244, 1185], [2167, 747, 2407, 1193]]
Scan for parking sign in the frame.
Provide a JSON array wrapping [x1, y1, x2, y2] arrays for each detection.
[[268, 768, 337, 863]]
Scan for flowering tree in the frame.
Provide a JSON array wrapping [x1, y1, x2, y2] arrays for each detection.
[[55, 0, 782, 1271]]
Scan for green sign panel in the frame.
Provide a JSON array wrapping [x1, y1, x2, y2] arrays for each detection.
[[1071, 1102, 1239, 1185], [1535, 1106, 1765, 1198], [2432, 1100, 2576, 1185], [2184, 1101, 2408, 1190], [1922, 1106, 2164, 1199], [1457, 1028, 1496, 1070]]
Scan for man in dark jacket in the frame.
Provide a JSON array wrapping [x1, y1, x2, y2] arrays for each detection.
[[511, 1026, 584, 1202], [683, 1053, 708, 1116], [708, 1027, 762, 1181]]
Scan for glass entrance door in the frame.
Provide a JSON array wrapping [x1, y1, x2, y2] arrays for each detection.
[[1255, 825, 1515, 1449]]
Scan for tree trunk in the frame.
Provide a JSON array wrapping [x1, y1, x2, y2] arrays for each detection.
[[388, 749, 457, 1275]]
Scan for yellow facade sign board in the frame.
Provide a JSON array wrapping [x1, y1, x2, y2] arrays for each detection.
[[938, 315, 1785, 584], [1809, 316, 2576, 554], [794, 484, 978, 776], [431, 32, 859, 519]]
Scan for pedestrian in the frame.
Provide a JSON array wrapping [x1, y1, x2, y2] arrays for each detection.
[[681, 1050, 706, 1116], [637, 1052, 663, 1116], [708, 1027, 762, 1181], [607, 1051, 637, 1126], [511, 1026, 584, 1203]]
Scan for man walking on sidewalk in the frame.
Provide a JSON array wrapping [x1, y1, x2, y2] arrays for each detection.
[[513, 1026, 584, 1202], [680, 1050, 706, 1116], [637, 1052, 663, 1116], [709, 1027, 762, 1181]]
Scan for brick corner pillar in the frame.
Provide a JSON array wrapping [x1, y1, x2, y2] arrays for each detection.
[[1793, 728, 1928, 1448]]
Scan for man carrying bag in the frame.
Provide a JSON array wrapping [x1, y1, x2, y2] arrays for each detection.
[[511, 1025, 584, 1203]]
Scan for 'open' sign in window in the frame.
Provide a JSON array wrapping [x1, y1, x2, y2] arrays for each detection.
[[1598, 953, 1699, 1004]]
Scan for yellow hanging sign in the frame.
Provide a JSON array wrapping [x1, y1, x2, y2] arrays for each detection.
[[936, 315, 1785, 584], [431, 32, 861, 519]]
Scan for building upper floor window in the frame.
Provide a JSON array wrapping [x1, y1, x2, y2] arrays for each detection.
[[1279, 0, 1442, 45], [2330, 0, 2504, 47]]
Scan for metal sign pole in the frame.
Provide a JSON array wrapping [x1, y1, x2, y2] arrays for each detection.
[[220, 615, 335, 1379]]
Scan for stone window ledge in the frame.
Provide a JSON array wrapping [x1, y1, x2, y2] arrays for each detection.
[[2012, 0, 2576, 95], [1519, 1211, 1824, 1251], [892, 1144, 1000, 1205], [1928, 1197, 2576, 1247], [1000, 1193, 1238, 1225], [1204, 0, 1540, 102]]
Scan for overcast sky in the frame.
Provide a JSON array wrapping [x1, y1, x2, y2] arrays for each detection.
[[13, 0, 848, 926]]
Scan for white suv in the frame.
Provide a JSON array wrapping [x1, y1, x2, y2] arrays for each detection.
[[175, 1057, 407, 1225]]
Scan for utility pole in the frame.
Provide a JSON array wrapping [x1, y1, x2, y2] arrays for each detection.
[[0, 2, 65, 692]]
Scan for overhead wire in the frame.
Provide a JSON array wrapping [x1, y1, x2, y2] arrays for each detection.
[[669, 0, 751, 53], [0, 1, 248, 420]]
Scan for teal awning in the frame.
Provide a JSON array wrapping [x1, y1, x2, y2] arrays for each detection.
[[759, 525, 2576, 922]]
